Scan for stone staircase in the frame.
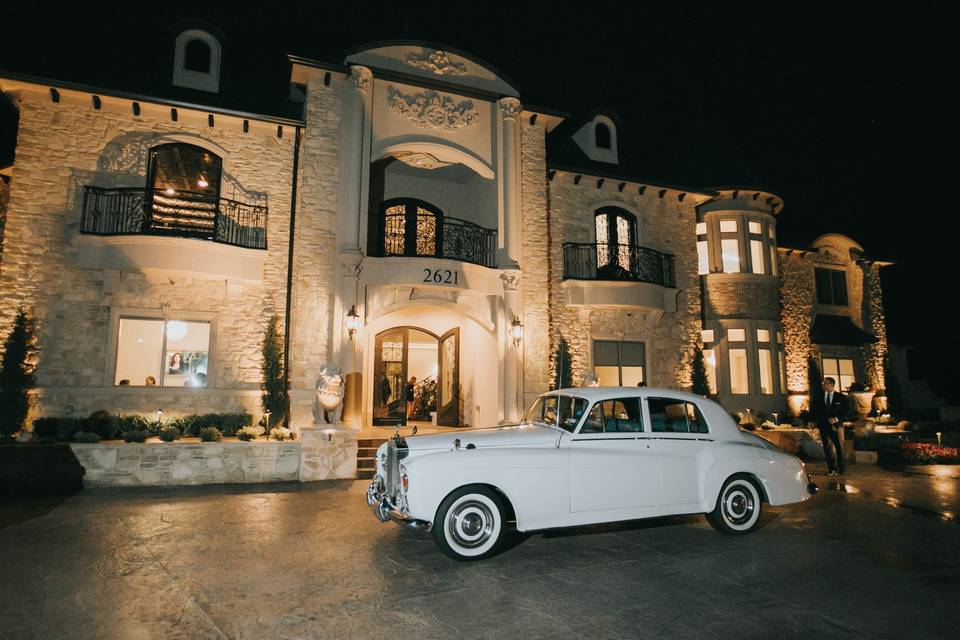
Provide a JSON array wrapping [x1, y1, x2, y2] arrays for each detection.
[[357, 438, 388, 479]]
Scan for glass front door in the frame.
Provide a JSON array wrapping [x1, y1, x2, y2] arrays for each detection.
[[372, 326, 460, 427]]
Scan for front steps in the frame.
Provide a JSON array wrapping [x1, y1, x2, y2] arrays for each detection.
[[357, 438, 387, 479]]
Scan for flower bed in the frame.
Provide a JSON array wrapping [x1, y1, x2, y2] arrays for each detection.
[[879, 442, 960, 465]]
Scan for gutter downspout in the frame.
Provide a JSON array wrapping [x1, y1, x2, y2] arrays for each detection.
[[283, 125, 303, 427]]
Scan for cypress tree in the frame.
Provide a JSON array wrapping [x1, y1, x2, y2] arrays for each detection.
[[260, 315, 288, 429], [691, 344, 711, 396], [0, 308, 37, 440], [553, 336, 573, 390]]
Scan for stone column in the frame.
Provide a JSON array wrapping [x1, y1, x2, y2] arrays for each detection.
[[501, 271, 523, 422], [498, 98, 522, 268], [333, 65, 373, 372]]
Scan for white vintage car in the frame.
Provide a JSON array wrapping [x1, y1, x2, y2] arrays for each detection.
[[367, 388, 817, 561]]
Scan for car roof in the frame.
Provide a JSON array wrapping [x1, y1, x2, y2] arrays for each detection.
[[541, 387, 710, 404]]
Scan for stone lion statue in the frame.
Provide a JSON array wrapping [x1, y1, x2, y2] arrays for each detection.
[[315, 362, 345, 425]]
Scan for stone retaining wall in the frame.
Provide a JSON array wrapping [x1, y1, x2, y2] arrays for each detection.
[[70, 427, 357, 487]]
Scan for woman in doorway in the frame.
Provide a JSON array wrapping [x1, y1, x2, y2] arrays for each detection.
[[405, 376, 417, 421]]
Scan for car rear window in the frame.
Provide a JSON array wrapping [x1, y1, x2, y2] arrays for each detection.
[[647, 398, 709, 434]]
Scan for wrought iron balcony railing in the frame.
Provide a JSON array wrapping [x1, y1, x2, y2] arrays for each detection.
[[367, 211, 497, 268], [563, 242, 676, 287], [80, 187, 268, 250]]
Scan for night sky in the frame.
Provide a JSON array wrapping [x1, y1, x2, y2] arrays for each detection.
[[1, 5, 953, 399]]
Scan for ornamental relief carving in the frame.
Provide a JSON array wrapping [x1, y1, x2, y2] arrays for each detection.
[[387, 87, 480, 131], [499, 98, 522, 120], [406, 49, 468, 76]]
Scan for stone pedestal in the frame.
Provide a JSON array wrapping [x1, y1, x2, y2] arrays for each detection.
[[298, 426, 358, 481]]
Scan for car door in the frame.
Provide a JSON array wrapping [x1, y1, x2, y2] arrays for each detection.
[[644, 396, 713, 508], [569, 396, 659, 513]]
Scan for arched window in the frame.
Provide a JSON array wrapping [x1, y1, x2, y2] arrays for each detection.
[[379, 198, 443, 258], [595, 122, 612, 149], [595, 207, 636, 273], [184, 39, 212, 73], [146, 143, 223, 237]]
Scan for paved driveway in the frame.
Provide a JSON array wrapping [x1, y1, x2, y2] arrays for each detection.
[[1, 464, 958, 639]]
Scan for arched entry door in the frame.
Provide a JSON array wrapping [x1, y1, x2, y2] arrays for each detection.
[[372, 327, 460, 427]]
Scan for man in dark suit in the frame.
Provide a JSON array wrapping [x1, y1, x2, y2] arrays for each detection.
[[811, 376, 850, 476]]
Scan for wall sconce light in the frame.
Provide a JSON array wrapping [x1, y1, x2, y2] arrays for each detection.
[[510, 316, 523, 348], [346, 305, 361, 340], [197, 174, 209, 188]]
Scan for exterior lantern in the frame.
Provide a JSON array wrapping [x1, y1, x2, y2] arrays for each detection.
[[345, 305, 361, 340], [511, 316, 523, 348]]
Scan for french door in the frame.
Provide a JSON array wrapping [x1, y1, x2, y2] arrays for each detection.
[[437, 328, 460, 427]]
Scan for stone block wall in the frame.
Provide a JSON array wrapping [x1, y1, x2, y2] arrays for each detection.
[[0, 85, 296, 421], [779, 251, 816, 393], [520, 119, 550, 407], [544, 176, 701, 389]]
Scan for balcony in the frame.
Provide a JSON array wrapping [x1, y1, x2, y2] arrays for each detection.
[[80, 186, 268, 250], [562, 242, 675, 287], [367, 208, 497, 268]]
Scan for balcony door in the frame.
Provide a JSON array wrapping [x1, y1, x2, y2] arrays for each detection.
[[595, 207, 636, 277], [377, 198, 443, 259], [146, 143, 222, 238], [437, 328, 460, 427]]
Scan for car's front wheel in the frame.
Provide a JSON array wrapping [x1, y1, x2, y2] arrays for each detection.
[[706, 474, 763, 534], [433, 485, 506, 561]]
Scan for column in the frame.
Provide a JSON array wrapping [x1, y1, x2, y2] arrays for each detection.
[[332, 65, 373, 371], [501, 271, 523, 422], [498, 98, 522, 268]]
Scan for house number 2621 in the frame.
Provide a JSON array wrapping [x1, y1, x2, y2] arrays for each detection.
[[423, 268, 459, 285]]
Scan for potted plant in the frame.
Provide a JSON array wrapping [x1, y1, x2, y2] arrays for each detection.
[[847, 381, 875, 420]]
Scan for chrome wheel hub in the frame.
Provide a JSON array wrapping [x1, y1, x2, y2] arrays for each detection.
[[448, 500, 495, 549], [724, 487, 755, 525]]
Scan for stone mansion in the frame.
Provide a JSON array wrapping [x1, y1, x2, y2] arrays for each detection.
[[0, 27, 890, 431]]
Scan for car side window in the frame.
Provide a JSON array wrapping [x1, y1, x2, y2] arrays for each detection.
[[582, 403, 604, 433], [542, 396, 558, 426], [598, 398, 644, 433], [648, 398, 709, 434], [558, 396, 588, 432]]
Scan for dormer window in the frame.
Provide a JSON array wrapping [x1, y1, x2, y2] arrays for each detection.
[[595, 123, 611, 149], [572, 112, 619, 164], [184, 39, 212, 73], [173, 28, 221, 93]]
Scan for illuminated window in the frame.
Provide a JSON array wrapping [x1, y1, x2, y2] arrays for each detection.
[[779, 350, 787, 394], [594, 340, 645, 386], [720, 220, 738, 233], [729, 349, 749, 394], [703, 348, 718, 394], [697, 240, 709, 275], [595, 208, 636, 272], [115, 318, 210, 387], [749, 221, 762, 234], [728, 328, 746, 342], [757, 329, 770, 342], [721, 239, 740, 273], [701, 330, 714, 343], [822, 357, 856, 391], [758, 349, 773, 395], [750, 239, 766, 274], [696, 222, 707, 235]]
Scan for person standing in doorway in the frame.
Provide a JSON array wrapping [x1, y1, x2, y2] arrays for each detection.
[[405, 376, 417, 422], [811, 376, 850, 476]]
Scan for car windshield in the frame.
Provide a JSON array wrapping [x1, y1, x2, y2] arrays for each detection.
[[521, 395, 588, 433]]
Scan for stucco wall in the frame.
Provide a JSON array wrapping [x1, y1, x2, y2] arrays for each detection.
[[0, 86, 295, 420]]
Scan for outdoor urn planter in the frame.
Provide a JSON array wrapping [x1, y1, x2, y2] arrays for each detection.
[[849, 390, 876, 420]]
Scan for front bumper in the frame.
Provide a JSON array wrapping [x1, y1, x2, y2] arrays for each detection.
[[366, 478, 431, 531]]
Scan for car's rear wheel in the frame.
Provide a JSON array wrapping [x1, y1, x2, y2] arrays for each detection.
[[433, 485, 506, 561], [706, 474, 763, 535]]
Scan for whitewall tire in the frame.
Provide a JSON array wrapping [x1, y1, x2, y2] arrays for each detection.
[[433, 485, 506, 561], [706, 475, 763, 535]]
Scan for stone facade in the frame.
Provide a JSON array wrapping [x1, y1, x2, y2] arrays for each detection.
[[545, 175, 702, 389], [0, 85, 295, 422]]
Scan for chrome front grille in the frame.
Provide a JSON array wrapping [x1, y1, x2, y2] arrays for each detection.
[[385, 442, 399, 498]]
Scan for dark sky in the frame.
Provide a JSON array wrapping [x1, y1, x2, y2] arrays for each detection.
[[1, 4, 953, 397]]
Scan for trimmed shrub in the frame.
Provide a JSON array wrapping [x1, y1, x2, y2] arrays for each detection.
[[168, 412, 252, 437], [0, 308, 37, 441], [73, 431, 101, 443], [261, 315, 289, 427], [158, 426, 180, 442], [86, 410, 118, 440], [32, 417, 89, 442], [269, 426, 293, 441], [199, 426, 222, 442], [114, 414, 150, 436], [237, 425, 262, 441], [121, 430, 148, 443]]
